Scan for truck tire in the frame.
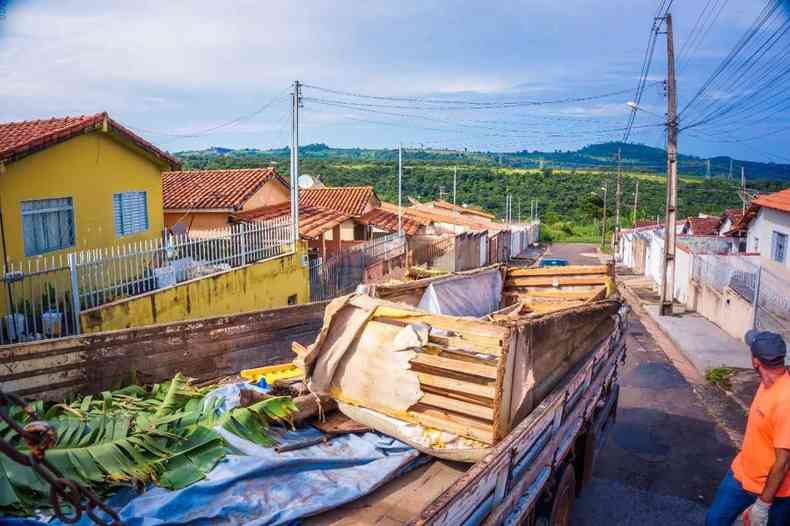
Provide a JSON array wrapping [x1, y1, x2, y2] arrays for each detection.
[[548, 464, 576, 526]]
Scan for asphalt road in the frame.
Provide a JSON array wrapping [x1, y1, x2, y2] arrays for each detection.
[[570, 307, 738, 525], [542, 242, 602, 266]]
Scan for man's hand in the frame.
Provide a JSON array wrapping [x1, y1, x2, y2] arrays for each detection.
[[744, 498, 771, 526]]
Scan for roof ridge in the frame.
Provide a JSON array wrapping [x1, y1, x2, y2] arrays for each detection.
[[163, 167, 275, 175], [0, 112, 105, 127]]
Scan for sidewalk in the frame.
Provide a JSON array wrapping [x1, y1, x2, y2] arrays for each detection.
[[618, 272, 752, 374]]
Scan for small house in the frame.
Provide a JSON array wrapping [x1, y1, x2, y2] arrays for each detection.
[[162, 168, 290, 235], [0, 113, 179, 262], [727, 189, 790, 267]]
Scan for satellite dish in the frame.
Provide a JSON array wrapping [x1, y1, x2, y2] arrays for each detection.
[[298, 174, 316, 188]]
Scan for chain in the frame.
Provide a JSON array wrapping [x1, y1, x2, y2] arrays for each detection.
[[0, 391, 125, 526]]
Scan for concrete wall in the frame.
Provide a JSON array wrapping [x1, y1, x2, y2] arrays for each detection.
[[80, 246, 309, 333], [0, 131, 165, 262], [687, 281, 753, 342], [747, 207, 790, 268]]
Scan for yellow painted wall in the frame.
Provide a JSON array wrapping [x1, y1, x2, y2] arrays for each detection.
[[0, 131, 166, 263], [79, 244, 310, 333]]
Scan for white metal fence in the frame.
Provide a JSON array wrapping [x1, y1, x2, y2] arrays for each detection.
[[1, 216, 292, 344], [692, 254, 790, 342]]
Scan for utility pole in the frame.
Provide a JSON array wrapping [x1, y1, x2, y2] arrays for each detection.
[[601, 184, 608, 249], [659, 13, 678, 316], [453, 166, 457, 208], [741, 166, 746, 214], [729, 159, 733, 179], [290, 80, 301, 247], [614, 148, 622, 254], [633, 180, 640, 226], [705, 159, 711, 179], [398, 144, 403, 236]]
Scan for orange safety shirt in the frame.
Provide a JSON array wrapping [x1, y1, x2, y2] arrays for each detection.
[[732, 371, 790, 496]]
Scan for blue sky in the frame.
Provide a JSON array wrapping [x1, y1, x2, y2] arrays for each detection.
[[0, 0, 785, 164]]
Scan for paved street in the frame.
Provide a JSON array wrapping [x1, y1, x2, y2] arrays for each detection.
[[548, 242, 746, 525], [541, 242, 602, 265]]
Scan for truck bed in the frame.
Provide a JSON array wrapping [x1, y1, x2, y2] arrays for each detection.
[[305, 460, 468, 525]]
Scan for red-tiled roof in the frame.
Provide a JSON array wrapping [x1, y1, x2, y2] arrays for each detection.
[[634, 219, 661, 228], [430, 199, 496, 219], [379, 201, 432, 225], [752, 188, 790, 213], [234, 202, 349, 239], [0, 112, 180, 168], [722, 208, 744, 221], [357, 208, 424, 236], [687, 216, 723, 236], [162, 168, 285, 210], [301, 186, 380, 216], [725, 204, 758, 236]]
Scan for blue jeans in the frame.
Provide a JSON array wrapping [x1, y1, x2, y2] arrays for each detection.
[[706, 470, 790, 526]]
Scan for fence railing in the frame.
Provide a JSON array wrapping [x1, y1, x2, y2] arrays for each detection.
[[1, 217, 293, 345], [691, 254, 790, 341], [309, 233, 406, 302]]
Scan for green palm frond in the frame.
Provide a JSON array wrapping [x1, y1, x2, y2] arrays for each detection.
[[1, 374, 297, 516]]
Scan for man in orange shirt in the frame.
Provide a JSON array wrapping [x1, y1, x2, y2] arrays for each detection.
[[706, 330, 790, 526]]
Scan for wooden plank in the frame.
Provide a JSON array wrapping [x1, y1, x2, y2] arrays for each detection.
[[515, 289, 601, 300], [409, 405, 494, 444], [506, 265, 608, 277], [418, 392, 494, 421], [493, 331, 519, 442], [416, 372, 495, 399], [427, 335, 502, 357], [411, 353, 498, 380], [506, 276, 608, 287]]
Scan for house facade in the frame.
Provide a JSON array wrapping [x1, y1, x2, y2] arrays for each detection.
[[728, 189, 790, 267], [0, 113, 179, 263], [162, 168, 289, 235]]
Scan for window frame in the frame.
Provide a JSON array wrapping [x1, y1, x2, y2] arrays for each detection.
[[771, 231, 788, 264], [20, 197, 75, 256], [112, 191, 149, 237]]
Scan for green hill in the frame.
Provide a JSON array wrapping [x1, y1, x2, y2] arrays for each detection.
[[174, 142, 790, 228]]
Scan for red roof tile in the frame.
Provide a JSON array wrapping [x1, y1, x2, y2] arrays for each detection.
[[686, 216, 723, 236], [162, 168, 285, 210], [753, 188, 790, 214], [634, 219, 661, 228], [357, 208, 424, 236], [301, 186, 380, 216], [234, 203, 350, 239], [0, 112, 180, 168], [430, 199, 495, 219]]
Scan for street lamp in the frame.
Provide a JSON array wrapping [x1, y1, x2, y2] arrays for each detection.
[[626, 101, 663, 118]]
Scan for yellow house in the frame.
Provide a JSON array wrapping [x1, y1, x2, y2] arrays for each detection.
[[162, 168, 290, 235], [0, 112, 180, 264]]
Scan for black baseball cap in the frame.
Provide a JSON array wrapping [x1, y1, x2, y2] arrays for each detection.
[[745, 330, 787, 367]]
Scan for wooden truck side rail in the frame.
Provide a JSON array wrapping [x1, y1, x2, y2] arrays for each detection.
[[411, 305, 628, 526], [0, 301, 328, 400]]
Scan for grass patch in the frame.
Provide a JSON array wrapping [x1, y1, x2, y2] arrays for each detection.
[[706, 367, 736, 390]]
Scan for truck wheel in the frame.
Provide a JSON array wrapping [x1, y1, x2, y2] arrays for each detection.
[[548, 464, 576, 526]]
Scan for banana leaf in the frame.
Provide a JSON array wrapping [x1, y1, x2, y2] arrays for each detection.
[[0, 373, 297, 516]]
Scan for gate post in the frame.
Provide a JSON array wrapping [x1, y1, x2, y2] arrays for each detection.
[[67, 253, 81, 335]]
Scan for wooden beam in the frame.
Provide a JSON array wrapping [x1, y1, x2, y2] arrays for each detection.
[[411, 353, 498, 380], [418, 392, 494, 421], [507, 265, 608, 277], [506, 276, 608, 287], [416, 372, 495, 399]]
